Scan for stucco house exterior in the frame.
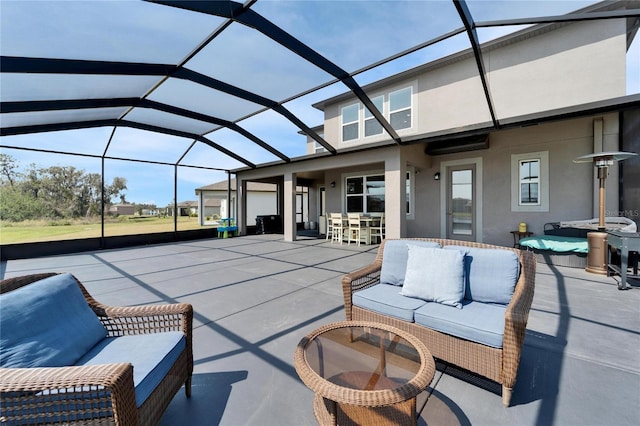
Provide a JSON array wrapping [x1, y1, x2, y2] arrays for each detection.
[[107, 204, 135, 216], [232, 2, 639, 246], [195, 179, 277, 226], [165, 201, 198, 217]]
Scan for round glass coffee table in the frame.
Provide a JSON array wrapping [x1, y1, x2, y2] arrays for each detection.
[[294, 321, 435, 426]]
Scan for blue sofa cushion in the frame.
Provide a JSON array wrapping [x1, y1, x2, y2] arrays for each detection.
[[353, 284, 427, 322], [444, 246, 520, 304], [0, 273, 107, 368], [76, 332, 185, 407], [380, 240, 441, 286], [400, 245, 465, 309], [414, 300, 506, 348]]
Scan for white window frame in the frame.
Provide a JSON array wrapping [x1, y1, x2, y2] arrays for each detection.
[[406, 166, 415, 219], [313, 141, 327, 153], [364, 95, 384, 138], [339, 83, 415, 144], [342, 171, 385, 214], [341, 103, 360, 142], [389, 86, 413, 131], [511, 151, 549, 212], [518, 159, 540, 206]]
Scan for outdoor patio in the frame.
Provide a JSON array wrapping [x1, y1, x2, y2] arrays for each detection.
[[1, 234, 638, 425]]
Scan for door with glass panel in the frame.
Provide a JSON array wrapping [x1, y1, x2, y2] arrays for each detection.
[[446, 165, 476, 241]]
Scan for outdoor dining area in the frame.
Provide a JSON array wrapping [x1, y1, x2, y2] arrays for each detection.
[[1, 234, 638, 425], [325, 213, 385, 245]]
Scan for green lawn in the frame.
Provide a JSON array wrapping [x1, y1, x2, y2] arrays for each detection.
[[0, 216, 206, 244]]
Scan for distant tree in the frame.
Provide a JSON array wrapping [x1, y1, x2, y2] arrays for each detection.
[[0, 154, 129, 221], [105, 177, 128, 206], [0, 153, 19, 187], [0, 185, 48, 221]]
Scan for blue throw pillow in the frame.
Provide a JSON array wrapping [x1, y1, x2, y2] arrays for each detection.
[[400, 245, 465, 309], [380, 240, 441, 286], [444, 246, 520, 304], [1, 273, 107, 368]]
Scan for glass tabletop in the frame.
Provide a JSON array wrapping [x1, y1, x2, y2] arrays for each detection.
[[302, 323, 424, 392]]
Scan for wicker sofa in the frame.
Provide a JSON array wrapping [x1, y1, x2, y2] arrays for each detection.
[[0, 272, 193, 425], [341, 238, 536, 406]]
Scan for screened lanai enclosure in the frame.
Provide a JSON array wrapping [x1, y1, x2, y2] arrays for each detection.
[[1, 0, 639, 258]]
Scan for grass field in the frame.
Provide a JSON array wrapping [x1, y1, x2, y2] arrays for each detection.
[[0, 216, 205, 244]]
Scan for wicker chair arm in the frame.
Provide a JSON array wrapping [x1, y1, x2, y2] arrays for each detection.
[[92, 303, 194, 338], [341, 263, 381, 321], [502, 250, 536, 388], [0, 363, 139, 426]]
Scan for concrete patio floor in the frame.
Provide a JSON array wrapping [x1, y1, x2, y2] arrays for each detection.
[[2, 234, 639, 425]]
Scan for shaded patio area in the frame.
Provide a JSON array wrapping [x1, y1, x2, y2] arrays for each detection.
[[1, 235, 638, 425]]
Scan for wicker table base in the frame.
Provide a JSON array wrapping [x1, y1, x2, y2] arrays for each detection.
[[295, 321, 435, 426]]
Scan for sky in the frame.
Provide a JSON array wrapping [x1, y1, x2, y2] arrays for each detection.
[[1, 0, 638, 207]]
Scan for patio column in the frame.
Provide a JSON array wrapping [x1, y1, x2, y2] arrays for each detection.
[[197, 190, 205, 226], [238, 178, 247, 235], [385, 157, 404, 239], [283, 172, 296, 241]]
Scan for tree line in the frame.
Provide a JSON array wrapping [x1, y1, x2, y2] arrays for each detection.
[[0, 153, 130, 222]]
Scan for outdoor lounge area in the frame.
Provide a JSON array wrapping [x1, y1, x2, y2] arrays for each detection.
[[1, 234, 638, 425]]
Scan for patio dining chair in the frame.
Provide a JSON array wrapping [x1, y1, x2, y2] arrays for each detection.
[[330, 213, 345, 244], [325, 213, 333, 241], [347, 213, 371, 246], [369, 213, 385, 244]]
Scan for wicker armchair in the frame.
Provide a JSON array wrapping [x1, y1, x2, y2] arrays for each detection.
[[0, 272, 193, 426], [341, 238, 536, 406]]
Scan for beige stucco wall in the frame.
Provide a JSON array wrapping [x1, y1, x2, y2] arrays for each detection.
[[312, 18, 627, 153], [487, 19, 627, 119], [404, 113, 620, 247], [244, 113, 622, 244]]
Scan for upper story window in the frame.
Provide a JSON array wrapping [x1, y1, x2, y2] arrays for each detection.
[[340, 84, 414, 143], [314, 142, 327, 153], [341, 103, 359, 141], [364, 96, 384, 137], [390, 87, 412, 130]]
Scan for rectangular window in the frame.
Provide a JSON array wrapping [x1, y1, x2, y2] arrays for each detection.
[[364, 95, 384, 137], [511, 151, 548, 212], [519, 159, 540, 205], [406, 171, 411, 215], [313, 131, 327, 153], [345, 174, 384, 213], [389, 87, 412, 131], [341, 103, 359, 141]]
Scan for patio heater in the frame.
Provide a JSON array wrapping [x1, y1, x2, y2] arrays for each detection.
[[573, 151, 638, 274]]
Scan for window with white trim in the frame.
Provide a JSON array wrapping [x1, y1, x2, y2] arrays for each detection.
[[339, 84, 414, 143], [390, 87, 412, 130], [346, 174, 385, 213], [314, 141, 327, 153], [341, 103, 359, 141], [364, 95, 384, 137], [511, 151, 549, 212], [519, 159, 540, 205], [313, 130, 327, 153], [406, 167, 415, 219]]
